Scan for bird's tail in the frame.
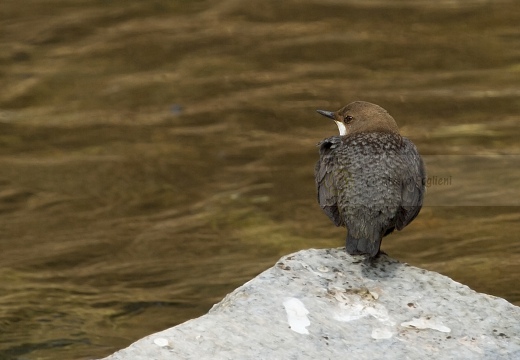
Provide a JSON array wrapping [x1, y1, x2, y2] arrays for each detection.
[[346, 232, 382, 258]]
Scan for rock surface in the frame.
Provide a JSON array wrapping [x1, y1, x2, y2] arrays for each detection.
[[102, 248, 520, 360]]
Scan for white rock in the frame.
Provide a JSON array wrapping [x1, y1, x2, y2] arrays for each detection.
[[101, 248, 520, 360], [152, 338, 169, 347], [371, 327, 394, 339], [401, 316, 451, 333], [283, 297, 310, 334]]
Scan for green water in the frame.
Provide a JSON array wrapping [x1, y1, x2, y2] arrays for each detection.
[[1, 1, 519, 359]]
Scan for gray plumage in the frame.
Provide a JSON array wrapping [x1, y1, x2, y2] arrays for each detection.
[[315, 101, 426, 258]]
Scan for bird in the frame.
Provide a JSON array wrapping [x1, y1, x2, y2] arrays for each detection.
[[315, 101, 426, 258]]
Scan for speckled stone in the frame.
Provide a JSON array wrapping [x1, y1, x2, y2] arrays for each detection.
[[101, 249, 520, 360]]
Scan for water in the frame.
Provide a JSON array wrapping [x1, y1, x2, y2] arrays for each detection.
[[1, 0, 519, 359]]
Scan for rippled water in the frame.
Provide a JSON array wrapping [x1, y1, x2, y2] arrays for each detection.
[[1, 1, 519, 359]]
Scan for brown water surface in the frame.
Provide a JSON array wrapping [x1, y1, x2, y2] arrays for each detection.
[[1, 1, 519, 359]]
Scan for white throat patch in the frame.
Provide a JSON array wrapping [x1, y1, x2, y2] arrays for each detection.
[[335, 121, 347, 136]]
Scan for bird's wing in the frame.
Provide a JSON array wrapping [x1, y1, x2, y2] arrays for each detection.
[[396, 137, 426, 230], [315, 137, 344, 227]]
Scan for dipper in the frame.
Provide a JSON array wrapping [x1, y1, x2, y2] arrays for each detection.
[[315, 101, 426, 258]]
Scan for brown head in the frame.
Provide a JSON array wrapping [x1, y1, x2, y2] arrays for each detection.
[[317, 101, 400, 136]]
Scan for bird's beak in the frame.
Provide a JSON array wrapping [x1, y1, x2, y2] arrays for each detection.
[[316, 110, 335, 120]]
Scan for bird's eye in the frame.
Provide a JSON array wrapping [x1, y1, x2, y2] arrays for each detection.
[[344, 115, 353, 123]]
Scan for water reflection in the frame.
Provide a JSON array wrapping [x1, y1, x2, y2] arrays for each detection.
[[1, 0, 519, 359]]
